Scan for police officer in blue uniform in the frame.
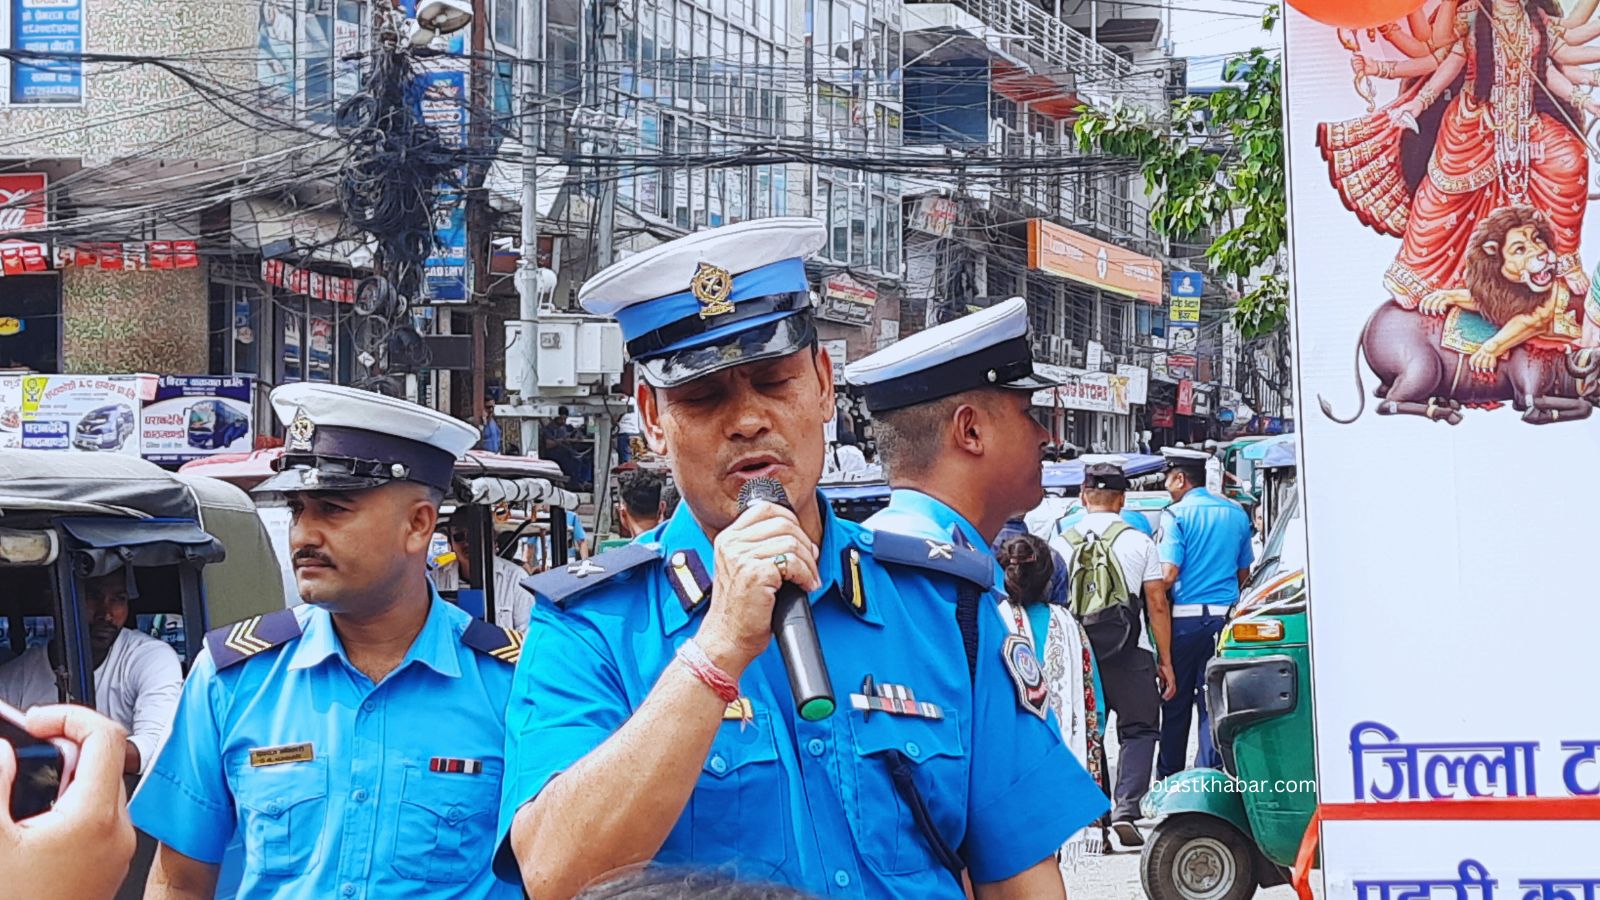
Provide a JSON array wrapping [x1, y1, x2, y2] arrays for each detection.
[[496, 219, 1104, 899], [1154, 446, 1255, 778], [132, 384, 521, 900], [844, 298, 1061, 585]]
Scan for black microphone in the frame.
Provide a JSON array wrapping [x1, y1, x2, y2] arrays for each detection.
[[737, 477, 836, 721]]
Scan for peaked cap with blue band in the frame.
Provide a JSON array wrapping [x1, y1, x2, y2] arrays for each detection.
[[254, 383, 479, 494], [844, 297, 1058, 414], [578, 217, 827, 387]]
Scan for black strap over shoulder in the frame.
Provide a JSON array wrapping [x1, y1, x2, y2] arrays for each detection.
[[883, 749, 966, 882], [955, 580, 980, 685]]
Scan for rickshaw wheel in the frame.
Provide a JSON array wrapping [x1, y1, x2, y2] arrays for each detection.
[[1140, 814, 1256, 900]]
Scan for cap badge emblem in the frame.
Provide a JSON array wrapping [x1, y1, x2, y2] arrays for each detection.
[[286, 408, 316, 452], [692, 261, 735, 319]]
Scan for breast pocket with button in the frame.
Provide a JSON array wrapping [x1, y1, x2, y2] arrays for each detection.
[[845, 708, 967, 876], [689, 710, 788, 877], [389, 762, 503, 883], [233, 758, 330, 878]]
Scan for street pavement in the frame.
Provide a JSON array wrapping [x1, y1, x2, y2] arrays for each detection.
[[1062, 707, 1323, 899]]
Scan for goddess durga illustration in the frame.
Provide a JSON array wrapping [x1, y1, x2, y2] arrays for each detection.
[[1316, 0, 1600, 425]]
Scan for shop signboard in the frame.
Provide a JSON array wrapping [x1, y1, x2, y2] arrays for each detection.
[[1027, 219, 1162, 304], [818, 273, 877, 326], [821, 339, 848, 384], [1150, 403, 1174, 428], [1041, 367, 1132, 416], [1117, 364, 1149, 405], [1283, 8, 1600, 887], [14, 375, 145, 456], [140, 376, 254, 464], [1175, 379, 1194, 417], [908, 196, 959, 238], [9, 0, 84, 104]]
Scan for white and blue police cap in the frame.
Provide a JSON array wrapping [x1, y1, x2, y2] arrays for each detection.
[[254, 383, 479, 494], [844, 297, 1058, 414], [579, 218, 827, 387], [1162, 446, 1210, 477]]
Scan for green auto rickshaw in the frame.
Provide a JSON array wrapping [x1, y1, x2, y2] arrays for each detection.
[[1140, 449, 1313, 900]]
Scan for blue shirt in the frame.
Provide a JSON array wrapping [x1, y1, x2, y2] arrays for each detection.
[[496, 497, 1105, 896], [130, 594, 519, 900], [865, 489, 1004, 592], [522, 510, 588, 566], [1157, 488, 1254, 607]]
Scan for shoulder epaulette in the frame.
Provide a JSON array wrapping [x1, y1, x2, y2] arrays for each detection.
[[524, 541, 663, 607], [866, 529, 993, 589], [462, 618, 523, 665], [205, 608, 302, 670]]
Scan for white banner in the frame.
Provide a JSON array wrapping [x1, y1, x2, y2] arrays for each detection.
[[1286, 4, 1600, 891], [1117, 364, 1149, 405]]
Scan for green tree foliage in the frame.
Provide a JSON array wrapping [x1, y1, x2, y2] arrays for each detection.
[[1073, 10, 1285, 338]]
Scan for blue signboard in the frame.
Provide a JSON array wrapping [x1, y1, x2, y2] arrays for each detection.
[[11, 0, 84, 104], [1170, 271, 1203, 299], [418, 67, 469, 302]]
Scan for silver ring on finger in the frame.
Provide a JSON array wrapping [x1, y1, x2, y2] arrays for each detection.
[[771, 553, 790, 579]]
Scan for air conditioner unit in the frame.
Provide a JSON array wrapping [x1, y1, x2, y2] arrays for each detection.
[[1047, 335, 1067, 361]]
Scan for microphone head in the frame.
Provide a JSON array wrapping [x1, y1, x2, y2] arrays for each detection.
[[738, 476, 791, 512]]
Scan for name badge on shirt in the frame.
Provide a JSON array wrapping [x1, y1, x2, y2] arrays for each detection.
[[248, 742, 315, 767]]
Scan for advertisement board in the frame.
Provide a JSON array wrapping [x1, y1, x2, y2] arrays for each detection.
[[1034, 365, 1131, 415], [139, 376, 253, 465], [1116, 364, 1149, 405], [9, 0, 84, 104], [1027, 218, 1162, 304], [818, 273, 877, 326], [1174, 379, 1193, 417], [15, 375, 144, 455], [1285, 5, 1600, 890]]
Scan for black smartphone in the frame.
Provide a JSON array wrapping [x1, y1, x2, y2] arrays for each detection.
[[0, 700, 77, 821]]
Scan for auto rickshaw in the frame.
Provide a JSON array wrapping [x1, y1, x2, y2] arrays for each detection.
[[0, 449, 289, 898], [1140, 444, 1311, 900]]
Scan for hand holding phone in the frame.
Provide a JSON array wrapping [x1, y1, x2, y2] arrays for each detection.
[[0, 699, 78, 821], [0, 704, 137, 900]]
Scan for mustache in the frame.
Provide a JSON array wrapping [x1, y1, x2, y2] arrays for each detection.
[[293, 548, 335, 568], [721, 444, 794, 472]]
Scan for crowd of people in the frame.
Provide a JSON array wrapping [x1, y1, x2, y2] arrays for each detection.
[[1, 216, 1260, 900]]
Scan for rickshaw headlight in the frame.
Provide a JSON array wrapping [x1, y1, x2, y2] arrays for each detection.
[[1229, 619, 1285, 643], [0, 528, 58, 566]]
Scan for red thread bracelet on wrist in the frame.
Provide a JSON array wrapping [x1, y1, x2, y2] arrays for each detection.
[[677, 637, 745, 711]]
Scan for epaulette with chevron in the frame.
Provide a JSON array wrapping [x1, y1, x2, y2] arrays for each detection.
[[462, 619, 523, 664], [205, 608, 303, 670], [867, 529, 993, 589]]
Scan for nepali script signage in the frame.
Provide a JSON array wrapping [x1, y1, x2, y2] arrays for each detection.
[[1286, 4, 1600, 892], [1026, 219, 1162, 304]]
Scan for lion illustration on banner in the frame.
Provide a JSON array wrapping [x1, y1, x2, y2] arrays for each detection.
[[1312, 0, 1600, 425], [1322, 206, 1596, 424]]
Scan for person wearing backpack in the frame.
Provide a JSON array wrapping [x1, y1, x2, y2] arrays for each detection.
[[1050, 458, 1175, 849]]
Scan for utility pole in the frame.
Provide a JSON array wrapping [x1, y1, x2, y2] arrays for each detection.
[[591, 0, 619, 270], [516, 0, 546, 454]]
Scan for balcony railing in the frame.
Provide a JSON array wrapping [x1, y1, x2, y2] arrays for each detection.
[[928, 0, 1165, 110]]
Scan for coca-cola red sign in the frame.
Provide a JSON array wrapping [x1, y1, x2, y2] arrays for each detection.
[[0, 174, 48, 236]]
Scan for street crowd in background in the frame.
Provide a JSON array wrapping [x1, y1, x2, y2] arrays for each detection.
[[0, 219, 1260, 900]]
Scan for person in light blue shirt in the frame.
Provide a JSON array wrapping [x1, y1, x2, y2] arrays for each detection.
[[496, 220, 1098, 900], [131, 383, 521, 900], [1154, 447, 1255, 778], [521, 507, 590, 568]]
